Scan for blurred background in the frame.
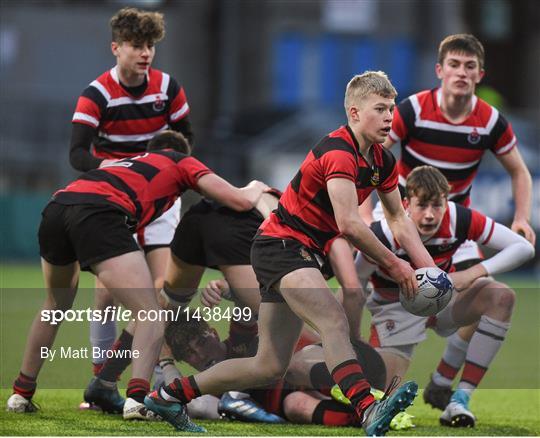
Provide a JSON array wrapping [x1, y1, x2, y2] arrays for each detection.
[[1, 0, 539, 273]]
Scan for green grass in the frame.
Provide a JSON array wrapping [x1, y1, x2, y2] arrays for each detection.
[[1, 263, 539, 435]]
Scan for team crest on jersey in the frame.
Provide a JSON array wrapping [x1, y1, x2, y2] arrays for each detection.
[[299, 247, 313, 262], [153, 96, 166, 112], [467, 128, 481, 145], [385, 320, 395, 332], [370, 167, 380, 186]]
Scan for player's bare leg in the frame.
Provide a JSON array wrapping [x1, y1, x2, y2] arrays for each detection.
[[93, 251, 163, 381], [21, 260, 79, 379], [278, 268, 356, 372], [92, 251, 164, 418], [219, 265, 260, 312], [146, 247, 170, 290], [188, 301, 303, 393], [161, 254, 205, 309], [8, 260, 79, 412]]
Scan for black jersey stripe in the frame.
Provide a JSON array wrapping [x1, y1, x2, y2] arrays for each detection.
[[291, 170, 302, 193], [166, 77, 181, 100], [82, 86, 108, 110], [276, 203, 336, 250], [404, 128, 489, 151], [151, 149, 188, 163], [455, 204, 473, 240], [102, 101, 170, 121], [370, 221, 393, 250], [79, 171, 143, 220], [401, 148, 481, 181], [123, 160, 161, 182], [312, 136, 357, 159], [93, 139, 149, 154], [311, 189, 334, 216]]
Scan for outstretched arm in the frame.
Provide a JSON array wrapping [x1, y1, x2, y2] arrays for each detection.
[[197, 175, 268, 212]]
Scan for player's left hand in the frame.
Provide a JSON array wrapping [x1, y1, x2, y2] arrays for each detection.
[[201, 279, 230, 307], [511, 218, 536, 245]]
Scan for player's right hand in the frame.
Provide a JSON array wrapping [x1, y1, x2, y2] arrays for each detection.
[[240, 180, 270, 206], [386, 258, 417, 299], [201, 279, 230, 308]]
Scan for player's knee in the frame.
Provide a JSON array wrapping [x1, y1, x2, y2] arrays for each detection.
[[493, 284, 516, 312], [282, 392, 313, 424], [253, 359, 288, 384]]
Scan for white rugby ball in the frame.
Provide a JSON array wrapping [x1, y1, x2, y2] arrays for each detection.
[[399, 267, 454, 317]]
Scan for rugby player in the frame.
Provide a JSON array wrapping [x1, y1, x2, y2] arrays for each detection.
[[356, 166, 534, 427], [69, 7, 194, 385], [144, 71, 439, 436], [363, 33, 536, 411], [6, 131, 267, 420]]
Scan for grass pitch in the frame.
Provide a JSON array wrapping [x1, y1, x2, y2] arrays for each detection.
[[1, 263, 539, 435]]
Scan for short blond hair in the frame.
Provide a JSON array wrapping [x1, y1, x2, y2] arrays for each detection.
[[344, 71, 397, 111]]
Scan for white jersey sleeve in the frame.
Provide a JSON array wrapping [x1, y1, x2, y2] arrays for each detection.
[[479, 223, 535, 275]]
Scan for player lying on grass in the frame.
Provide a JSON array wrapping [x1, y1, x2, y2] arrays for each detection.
[[162, 310, 386, 427], [143, 71, 439, 436], [6, 131, 267, 419], [84, 185, 366, 417], [355, 165, 535, 427]]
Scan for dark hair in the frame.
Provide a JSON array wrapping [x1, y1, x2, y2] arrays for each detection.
[[147, 130, 191, 154], [110, 7, 165, 45], [438, 34, 485, 69], [406, 166, 450, 202], [165, 310, 211, 362]]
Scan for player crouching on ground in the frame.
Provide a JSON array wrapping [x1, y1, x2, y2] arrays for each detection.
[[6, 130, 268, 417], [355, 165, 534, 427]]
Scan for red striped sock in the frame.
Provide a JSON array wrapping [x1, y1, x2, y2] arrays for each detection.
[[331, 359, 374, 419], [436, 359, 460, 381], [127, 378, 150, 403], [92, 362, 104, 376], [162, 376, 201, 404], [13, 372, 37, 400], [460, 360, 487, 388]]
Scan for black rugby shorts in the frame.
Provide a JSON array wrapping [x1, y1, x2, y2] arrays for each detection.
[[250, 235, 325, 303], [170, 200, 262, 268], [38, 202, 140, 272]]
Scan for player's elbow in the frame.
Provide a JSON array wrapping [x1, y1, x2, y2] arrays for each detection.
[[336, 218, 357, 239], [520, 240, 535, 261]]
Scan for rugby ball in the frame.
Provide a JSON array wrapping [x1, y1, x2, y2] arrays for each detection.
[[399, 267, 453, 317]]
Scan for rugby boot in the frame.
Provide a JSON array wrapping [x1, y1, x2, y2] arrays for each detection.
[[123, 397, 161, 421], [423, 374, 453, 410], [218, 391, 285, 423], [144, 390, 206, 432], [362, 380, 418, 436], [6, 394, 39, 413], [439, 389, 475, 427], [83, 377, 125, 414]]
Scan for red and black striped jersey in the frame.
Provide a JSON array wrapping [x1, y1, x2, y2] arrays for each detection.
[[389, 88, 516, 206], [52, 150, 212, 230], [260, 125, 398, 254], [368, 201, 493, 301], [72, 67, 190, 159]]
